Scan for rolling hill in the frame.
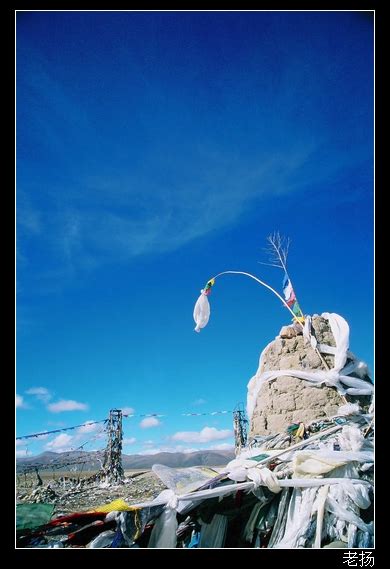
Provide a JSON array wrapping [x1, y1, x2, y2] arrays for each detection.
[[16, 448, 235, 472]]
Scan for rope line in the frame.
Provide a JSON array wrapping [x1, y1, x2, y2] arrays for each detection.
[[16, 410, 234, 440]]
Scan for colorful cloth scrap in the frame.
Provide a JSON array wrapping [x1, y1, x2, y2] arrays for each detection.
[[282, 274, 303, 318], [88, 498, 138, 514], [16, 503, 55, 531], [203, 278, 215, 296]]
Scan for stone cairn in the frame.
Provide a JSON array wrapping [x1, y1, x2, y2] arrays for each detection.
[[249, 316, 371, 438]]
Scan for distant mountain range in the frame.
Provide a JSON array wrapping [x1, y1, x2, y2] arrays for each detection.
[[16, 448, 235, 472]]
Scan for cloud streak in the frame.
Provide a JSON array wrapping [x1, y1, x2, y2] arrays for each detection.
[[139, 417, 161, 429], [210, 443, 235, 451], [62, 150, 317, 263], [47, 399, 88, 413], [16, 394, 27, 409], [120, 407, 135, 416], [18, 160, 306, 296], [44, 433, 74, 452], [16, 449, 32, 457], [192, 398, 207, 406], [122, 437, 136, 445], [138, 445, 201, 455], [77, 420, 100, 434], [17, 84, 324, 289], [171, 426, 233, 444], [17, 15, 372, 299], [26, 387, 52, 403], [19, 135, 358, 298]]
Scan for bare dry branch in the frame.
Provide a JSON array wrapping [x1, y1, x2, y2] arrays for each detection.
[[263, 231, 291, 273], [258, 261, 284, 269]]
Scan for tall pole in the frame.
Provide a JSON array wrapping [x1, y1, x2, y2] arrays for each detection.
[[102, 409, 124, 484], [233, 403, 248, 455]]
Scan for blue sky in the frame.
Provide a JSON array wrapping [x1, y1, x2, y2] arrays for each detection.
[[16, 11, 373, 458]]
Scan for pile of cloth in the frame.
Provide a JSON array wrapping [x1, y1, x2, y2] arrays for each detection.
[[16, 408, 374, 548]]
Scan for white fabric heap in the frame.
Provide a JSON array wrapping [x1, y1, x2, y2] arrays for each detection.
[[293, 424, 372, 478], [326, 482, 373, 535], [292, 449, 372, 478], [273, 476, 373, 548], [323, 312, 349, 372], [313, 484, 329, 548], [337, 403, 361, 417], [226, 454, 282, 493], [247, 467, 282, 494], [274, 487, 318, 548], [338, 424, 365, 452], [303, 316, 318, 350], [247, 340, 274, 419]]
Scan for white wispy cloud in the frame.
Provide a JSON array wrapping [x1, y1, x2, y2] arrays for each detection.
[[138, 445, 201, 455], [17, 192, 42, 236], [181, 447, 201, 454], [138, 448, 164, 455], [210, 443, 235, 451], [18, 145, 323, 291], [66, 148, 319, 266], [139, 417, 161, 429], [25, 387, 52, 403], [122, 437, 136, 445], [17, 39, 370, 297], [94, 432, 107, 440], [35, 432, 49, 440], [77, 420, 99, 434], [16, 449, 32, 457], [44, 433, 74, 452], [171, 426, 233, 444], [169, 445, 201, 454], [192, 398, 207, 406], [16, 394, 27, 409], [47, 399, 88, 413], [120, 407, 135, 416], [137, 446, 175, 455], [136, 440, 235, 455]]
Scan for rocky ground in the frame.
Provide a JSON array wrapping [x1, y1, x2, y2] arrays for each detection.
[[16, 471, 168, 517]]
